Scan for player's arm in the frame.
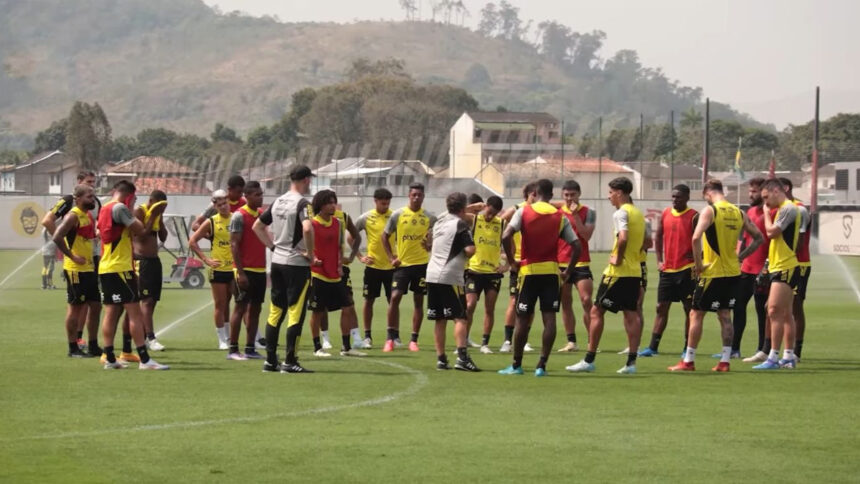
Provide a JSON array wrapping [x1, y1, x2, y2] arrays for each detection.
[[157, 212, 168, 243], [465, 202, 484, 214], [344, 214, 361, 263], [302, 218, 314, 263], [738, 212, 764, 262], [191, 204, 215, 232], [189, 219, 219, 268], [382, 211, 400, 267], [41, 195, 73, 235], [573, 207, 596, 241], [422, 213, 437, 251], [500, 205, 518, 223], [561, 218, 581, 274], [609, 209, 628, 266], [501, 208, 523, 272], [252, 206, 275, 251], [642, 221, 653, 252], [764, 204, 796, 239], [52, 213, 85, 265], [654, 214, 665, 270], [691, 205, 714, 278]]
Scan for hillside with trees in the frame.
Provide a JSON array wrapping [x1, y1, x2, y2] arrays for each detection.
[[2, 0, 764, 146]]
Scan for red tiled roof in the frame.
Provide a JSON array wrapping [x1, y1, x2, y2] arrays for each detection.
[[133, 177, 210, 195], [107, 156, 196, 175], [509, 156, 630, 174]]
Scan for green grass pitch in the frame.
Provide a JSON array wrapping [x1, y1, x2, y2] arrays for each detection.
[[1, 250, 859, 483]]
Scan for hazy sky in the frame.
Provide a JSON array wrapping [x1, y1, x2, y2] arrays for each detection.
[[203, 0, 860, 127]]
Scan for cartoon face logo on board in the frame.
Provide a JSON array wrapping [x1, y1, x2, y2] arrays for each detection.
[[12, 202, 46, 237]]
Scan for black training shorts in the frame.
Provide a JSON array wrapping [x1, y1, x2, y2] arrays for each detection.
[[426, 283, 467, 321], [234, 270, 267, 305], [594, 275, 640, 313], [363, 266, 393, 300], [465, 271, 502, 297], [392, 264, 427, 295], [516, 273, 561, 316], [657, 268, 696, 303], [65, 270, 100, 305], [100, 271, 139, 305], [136, 257, 162, 301], [692, 276, 740, 312]]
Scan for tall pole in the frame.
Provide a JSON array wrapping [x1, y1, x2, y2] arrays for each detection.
[[702, 98, 710, 183], [560, 119, 565, 181], [639, 113, 644, 199], [811, 86, 820, 214], [669, 110, 675, 190], [598, 117, 603, 198]]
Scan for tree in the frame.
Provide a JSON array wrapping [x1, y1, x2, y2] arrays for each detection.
[[477, 2, 499, 37], [107, 135, 139, 161], [680, 107, 703, 130], [33, 118, 68, 154], [211, 123, 241, 143], [537, 21, 574, 65], [497, 0, 526, 41], [65, 101, 112, 170], [345, 57, 410, 81], [578, 133, 593, 157], [570, 30, 605, 74], [463, 63, 492, 90], [653, 122, 677, 159], [398, 0, 418, 20]]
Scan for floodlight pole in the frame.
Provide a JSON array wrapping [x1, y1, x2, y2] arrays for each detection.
[[702, 98, 710, 184], [811, 86, 820, 214]]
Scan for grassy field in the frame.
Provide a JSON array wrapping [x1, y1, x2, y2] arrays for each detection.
[[0, 250, 859, 483]]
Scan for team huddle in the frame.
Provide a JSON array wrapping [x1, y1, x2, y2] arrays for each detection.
[[43, 164, 811, 375]]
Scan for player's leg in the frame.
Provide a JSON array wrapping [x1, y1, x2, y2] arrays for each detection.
[[65, 303, 88, 357], [793, 267, 809, 358], [764, 280, 795, 366], [140, 297, 159, 348], [385, 287, 405, 350], [244, 301, 262, 357], [310, 310, 329, 356], [465, 291, 479, 338], [644, 301, 671, 355], [672, 308, 704, 370], [85, 301, 101, 356], [558, 279, 577, 352], [713, 308, 734, 371], [433, 319, 448, 367], [211, 280, 230, 349], [229, 275, 249, 357], [619, 308, 640, 373], [100, 304, 123, 365], [282, 266, 312, 372], [501, 271, 517, 351], [575, 275, 594, 338], [480, 286, 499, 353], [732, 274, 754, 355], [123, 300, 167, 369]]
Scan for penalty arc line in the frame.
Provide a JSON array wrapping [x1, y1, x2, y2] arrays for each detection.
[[154, 300, 213, 338], [4, 358, 428, 442], [0, 249, 41, 289]]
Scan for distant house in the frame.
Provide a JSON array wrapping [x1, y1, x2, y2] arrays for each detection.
[[826, 161, 860, 204], [12, 150, 81, 195], [621, 161, 703, 199], [500, 157, 634, 199], [1, 164, 17, 192], [712, 170, 807, 203], [315, 158, 435, 196], [449, 111, 562, 179], [105, 155, 206, 195]]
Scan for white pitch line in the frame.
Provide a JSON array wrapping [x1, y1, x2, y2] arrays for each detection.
[[0, 249, 41, 288], [5, 358, 427, 442], [154, 301, 213, 338]]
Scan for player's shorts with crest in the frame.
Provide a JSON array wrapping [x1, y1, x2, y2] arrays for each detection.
[[100, 271, 139, 305], [692, 276, 740, 312], [562, 265, 593, 284], [64, 270, 100, 305], [465, 270, 502, 296], [135, 257, 162, 301], [363, 266, 393, 300], [309, 277, 351, 312], [795, 266, 811, 300], [515, 273, 561, 316], [340, 266, 355, 306], [426, 283, 466, 320], [209, 269, 234, 284], [767, 266, 800, 290], [233, 270, 266, 305], [508, 270, 519, 296], [657, 268, 696, 303], [594, 275, 639, 313], [392, 264, 427, 295]]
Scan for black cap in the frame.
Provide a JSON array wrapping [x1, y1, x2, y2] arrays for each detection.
[[289, 165, 316, 181]]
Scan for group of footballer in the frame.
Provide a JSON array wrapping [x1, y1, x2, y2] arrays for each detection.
[[45, 163, 811, 375]]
